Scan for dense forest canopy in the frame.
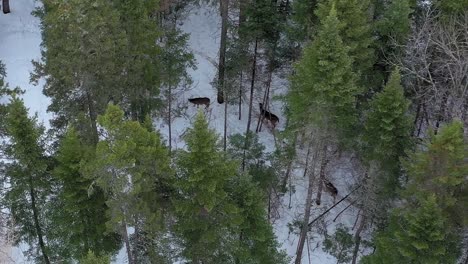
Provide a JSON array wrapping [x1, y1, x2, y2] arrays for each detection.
[[0, 0, 467, 263]]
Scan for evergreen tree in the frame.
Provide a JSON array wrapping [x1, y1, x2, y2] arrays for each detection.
[[228, 132, 276, 190], [323, 225, 354, 264], [376, 0, 412, 47], [79, 251, 111, 264], [2, 98, 52, 263], [404, 121, 468, 227], [85, 104, 173, 263], [227, 174, 289, 264], [174, 110, 241, 263], [111, 0, 163, 122], [48, 128, 120, 260], [174, 111, 287, 263], [363, 195, 460, 264], [33, 0, 127, 144], [315, 0, 375, 82], [289, 5, 359, 144], [363, 69, 413, 195]]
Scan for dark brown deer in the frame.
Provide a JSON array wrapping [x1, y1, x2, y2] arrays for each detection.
[[259, 103, 279, 129], [188, 97, 210, 109], [324, 178, 338, 202], [2, 0, 10, 14]]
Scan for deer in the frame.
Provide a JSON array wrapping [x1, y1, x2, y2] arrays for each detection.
[[188, 97, 210, 109], [323, 178, 338, 203], [3, 0, 10, 14], [259, 103, 279, 129]]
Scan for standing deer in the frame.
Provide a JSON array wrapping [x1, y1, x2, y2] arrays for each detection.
[[324, 178, 338, 203], [188, 97, 210, 109], [2, 0, 10, 14], [259, 103, 279, 129]]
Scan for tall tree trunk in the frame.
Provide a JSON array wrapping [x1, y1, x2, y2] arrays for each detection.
[[434, 94, 448, 135], [168, 86, 172, 155], [29, 178, 50, 264], [315, 144, 328, 206], [224, 94, 228, 151], [217, 0, 229, 104], [239, 71, 242, 120], [295, 145, 313, 264], [245, 38, 258, 135], [351, 216, 366, 264], [85, 90, 99, 146], [255, 67, 272, 133], [242, 38, 258, 170], [122, 220, 134, 264]]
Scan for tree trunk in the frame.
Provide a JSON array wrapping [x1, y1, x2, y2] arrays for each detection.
[[434, 94, 448, 135], [224, 94, 228, 151], [85, 90, 99, 146], [2, 0, 10, 14], [122, 221, 134, 264], [217, 0, 229, 104], [255, 66, 272, 133], [246, 38, 258, 134], [168, 86, 172, 155], [239, 72, 242, 120], [351, 216, 366, 264], [295, 145, 313, 264], [29, 178, 50, 264], [315, 144, 328, 206]]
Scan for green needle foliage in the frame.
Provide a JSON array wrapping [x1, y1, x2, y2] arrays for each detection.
[[85, 104, 173, 260], [174, 111, 287, 263], [363, 195, 460, 264], [2, 98, 53, 262], [404, 121, 468, 227], [289, 5, 359, 144], [49, 128, 121, 260]]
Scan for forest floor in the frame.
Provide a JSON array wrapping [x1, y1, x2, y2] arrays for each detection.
[[0, 1, 362, 263]]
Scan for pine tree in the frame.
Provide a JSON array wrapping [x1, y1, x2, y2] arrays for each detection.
[[174, 110, 241, 263], [363, 195, 460, 264], [376, 0, 412, 47], [2, 98, 52, 263], [404, 121, 468, 227], [85, 104, 173, 263], [111, 0, 163, 122], [174, 111, 287, 263], [289, 5, 359, 143], [227, 174, 289, 264], [315, 0, 374, 82], [363, 69, 413, 195], [48, 128, 120, 260], [33, 0, 127, 144], [79, 251, 111, 264], [323, 225, 354, 264]]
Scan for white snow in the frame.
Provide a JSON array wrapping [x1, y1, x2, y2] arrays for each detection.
[[0, 0, 361, 263]]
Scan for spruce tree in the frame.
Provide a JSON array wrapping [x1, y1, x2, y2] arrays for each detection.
[[111, 0, 163, 122], [174, 110, 241, 263], [79, 251, 111, 264], [404, 121, 468, 227], [363, 195, 460, 264], [48, 128, 120, 260], [2, 98, 52, 263], [289, 5, 359, 143], [315, 0, 375, 82], [363, 69, 413, 195], [174, 111, 287, 264], [85, 104, 173, 263], [227, 174, 289, 264], [33, 0, 127, 144]]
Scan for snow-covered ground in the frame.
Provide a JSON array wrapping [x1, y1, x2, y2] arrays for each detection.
[[0, 1, 360, 263]]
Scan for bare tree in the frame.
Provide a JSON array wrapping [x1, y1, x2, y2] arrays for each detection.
[[399, 9, 468, 133]]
